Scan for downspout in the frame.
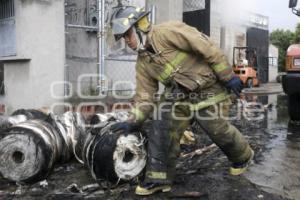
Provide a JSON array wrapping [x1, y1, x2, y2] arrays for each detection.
[[97, 0, 105, 92], [64, 2, 70, 98], [150, 5, 156, 24]]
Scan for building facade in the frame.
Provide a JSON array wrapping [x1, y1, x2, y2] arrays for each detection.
[[0, 0, 65, 114], [0, 0, 276, 114]]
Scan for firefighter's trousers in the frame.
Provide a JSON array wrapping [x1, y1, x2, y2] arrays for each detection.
[[164, 99, 253, 181]]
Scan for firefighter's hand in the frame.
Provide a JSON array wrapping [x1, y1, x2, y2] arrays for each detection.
[[225, 76, 243, 97], [110, 121, 140, 134]]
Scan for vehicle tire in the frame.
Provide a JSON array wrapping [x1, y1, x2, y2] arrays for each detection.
[[246, 78, 253, 88], [288, 94, 300, 121]]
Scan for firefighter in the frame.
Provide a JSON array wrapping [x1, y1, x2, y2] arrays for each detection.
[[110, 6, 254, 196]]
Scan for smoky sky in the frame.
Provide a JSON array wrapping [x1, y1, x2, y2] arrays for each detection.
[[219, 0, 299, 31]]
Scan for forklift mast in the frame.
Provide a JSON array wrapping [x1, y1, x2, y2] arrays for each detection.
[[233, 47, 258, 69]]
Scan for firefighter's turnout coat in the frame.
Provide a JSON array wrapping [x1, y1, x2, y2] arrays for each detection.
[[129, 21, 252, 182], [131, 21, 233, 122]]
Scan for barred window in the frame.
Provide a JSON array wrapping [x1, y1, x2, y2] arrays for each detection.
[[269, 57, 278, 67], [0, 0, 16, 57], [183, 0, 206, 12], [0, 0, 14, 20]]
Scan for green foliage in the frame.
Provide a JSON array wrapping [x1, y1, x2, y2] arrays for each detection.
[[270, 29, 294, 50], [270, 23, 300, 71], [270, 29, 295, 71], [294, 23, 300, 43]]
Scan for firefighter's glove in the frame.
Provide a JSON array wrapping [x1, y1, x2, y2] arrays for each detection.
[[110, 121, 140, 135], [225, 77, 243, 97]]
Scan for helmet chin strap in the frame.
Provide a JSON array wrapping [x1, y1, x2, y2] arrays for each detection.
[[132, 27, 146, 52]]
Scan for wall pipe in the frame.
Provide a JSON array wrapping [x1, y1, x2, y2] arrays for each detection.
[[150, 5, 156, 24], [97, 0, 106, 92], [66, 24, 98, 30]]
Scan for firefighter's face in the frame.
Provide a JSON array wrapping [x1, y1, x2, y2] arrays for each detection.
[[123, 28, 137, 50]]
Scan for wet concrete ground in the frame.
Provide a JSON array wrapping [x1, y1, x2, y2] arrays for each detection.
[[1, 85, 299, 200], [245, 95, 300, 200]]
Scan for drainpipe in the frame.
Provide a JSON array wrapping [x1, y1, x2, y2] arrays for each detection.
[[97, 0, 105, 92], [150, 5, 156, 24]]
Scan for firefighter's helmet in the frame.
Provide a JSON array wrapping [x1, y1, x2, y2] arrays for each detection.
[[110, 6, 150, 41]]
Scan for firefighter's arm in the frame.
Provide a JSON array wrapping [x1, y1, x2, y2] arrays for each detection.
[[159, 22, 234, 82], [128, 59, 158, 124]]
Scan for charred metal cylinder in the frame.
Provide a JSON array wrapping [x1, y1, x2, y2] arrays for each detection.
[[0, 110, 87, 183], [82, 113, 147, 186], [0, 110, 146, 185], [0, 109, 49, 131], [0, 120, 65, 183]]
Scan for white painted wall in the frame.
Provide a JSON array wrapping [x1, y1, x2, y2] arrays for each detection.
[[65, 0, 98, 96], [147, 0, 183, 23], [210, 0, 247, 65], [269, 44, 279, 82], [210, 0, 222, 47], [1, 0, 65, 114], [222, 26, 247, 65]]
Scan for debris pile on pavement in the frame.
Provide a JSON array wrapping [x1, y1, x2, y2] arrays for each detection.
[[0, 110, 87, 183], [0, 109, 147, 187], [0, 96, 293, 200]]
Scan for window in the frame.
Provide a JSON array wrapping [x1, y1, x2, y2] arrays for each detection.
[[0, 0, 16, 57], [0, 0, 14, 19], [294, 58, 300, 66], [0, 63, 4, 95], [183, 0, 206, 12], [269, 57, 278, 67]]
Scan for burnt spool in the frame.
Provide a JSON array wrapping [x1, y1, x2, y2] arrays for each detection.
[[0, 109, 48, 132], [11, 109, 49, 120], [55, 111, 87, 164], [0, 110, 88, 183], [83, 113, 147, 186], [0, 120, 64, 183]]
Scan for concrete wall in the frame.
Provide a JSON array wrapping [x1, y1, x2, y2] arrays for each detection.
[[210, 0, 247, 65], [269, 44, 279, 82], [65, 0, 98, 96], [147, 0, 183, 23], [210, 0, 221, 47], [65, 0, 184, 99], [222, 26, 247, 65], [64, 0, 146, 99], [1, 0, 65, 114]]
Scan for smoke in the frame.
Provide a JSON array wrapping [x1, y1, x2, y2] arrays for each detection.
[[217, 0, 261, 26]]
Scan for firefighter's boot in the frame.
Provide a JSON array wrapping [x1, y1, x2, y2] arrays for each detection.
[[229, 149, 254, 175], [135, 181, 171, 196], [136, 120, 172, 195]]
